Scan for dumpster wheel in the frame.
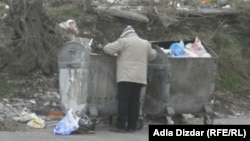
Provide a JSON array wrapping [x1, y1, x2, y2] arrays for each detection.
[[172, 114, 183, 124], [203, 114, 213, 125], [136, 117, 144, 130], [166, 116, 174, 125]]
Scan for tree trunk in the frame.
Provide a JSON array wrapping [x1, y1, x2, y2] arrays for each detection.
[[1, 0, 63, 75]]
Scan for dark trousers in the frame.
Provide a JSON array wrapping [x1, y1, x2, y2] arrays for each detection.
[[116, 82, 143, 130]]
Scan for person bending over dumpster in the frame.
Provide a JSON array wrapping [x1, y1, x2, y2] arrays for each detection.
[[103, 25, 157, 133]]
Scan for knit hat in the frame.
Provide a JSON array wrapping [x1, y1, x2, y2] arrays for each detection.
[[120, 25, 135, 38]]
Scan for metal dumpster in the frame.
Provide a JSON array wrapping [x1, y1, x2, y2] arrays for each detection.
[[58, 38, 145, 130], [143, 40, 218, 124], [58, 40, 90, 113], [58, 39, 117, 118]]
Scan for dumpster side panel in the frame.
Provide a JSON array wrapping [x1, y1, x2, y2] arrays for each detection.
[[143, 47, 169, 115], [87, 54, 117, 116], [143, 69, 168, 115], [59, 68, 88, 112], [168, 58, 216, 114], [58, 42, 89, 113]]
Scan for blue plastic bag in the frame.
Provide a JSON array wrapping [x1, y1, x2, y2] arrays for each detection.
[[54, 109, 80, 135], [169, 40, 185, 57]]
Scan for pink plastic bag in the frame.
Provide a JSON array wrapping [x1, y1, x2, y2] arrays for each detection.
[[192, 37, 207, 57]]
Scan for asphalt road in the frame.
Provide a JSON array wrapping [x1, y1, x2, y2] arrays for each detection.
[[0, 123, 148, 141], [1, 115, 250, 141]]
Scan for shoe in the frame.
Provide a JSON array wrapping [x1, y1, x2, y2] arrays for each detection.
[[127, 129, 135, 133], [109, 126, 126, 133]]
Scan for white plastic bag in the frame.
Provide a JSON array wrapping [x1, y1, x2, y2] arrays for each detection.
[[184, 48, 198, 57], [58, 19, 79, 35], [27, 119, 45, 129], [54, 109, 80, 135]]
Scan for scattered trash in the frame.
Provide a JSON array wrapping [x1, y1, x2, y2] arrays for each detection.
[[0, 3, 9, 19], [48, 111, 64, 120], [59, 19, 80, 41], [75, 117, 95, 134], [54, 109, 80, 135], [27, 119, 45, 129], [3, 98, 9, 103], [29, 99, 36, 104], [106, 0, 116, 3], [201, 0, 212, 4], [5, 5, 9, 9], [11, 107, 46, 129], [13, 108, 39, 123], [222, 5, 231, 9], [59, 19, 79, 35]]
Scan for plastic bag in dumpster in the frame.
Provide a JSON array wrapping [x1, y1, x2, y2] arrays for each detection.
[[54, 109, 80, 135], [184, 47, 199, 57], [185, 37, 211, 57], [160, 48, 174, 57], [169, 40, 185, 57]]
